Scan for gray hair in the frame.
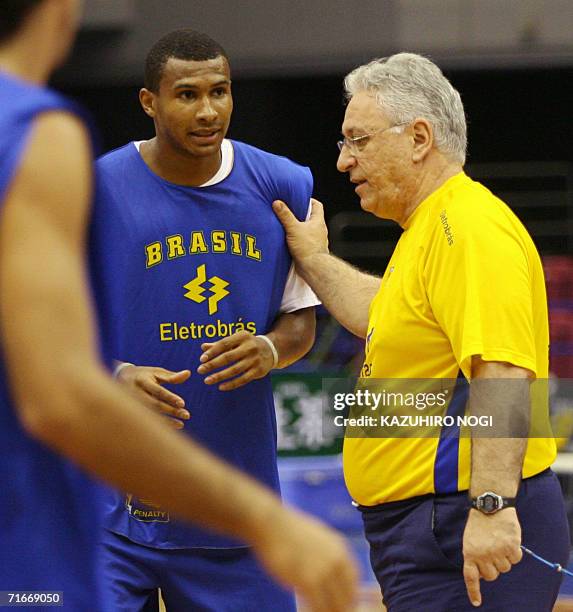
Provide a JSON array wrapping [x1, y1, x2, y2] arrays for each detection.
[[344, 53, 467, 165]]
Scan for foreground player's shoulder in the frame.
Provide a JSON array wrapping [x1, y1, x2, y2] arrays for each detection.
[[4, 75, 66, 112], [1, 104, 87, 199], [0, 110, 93, 241], [22, 111, 92, 198]]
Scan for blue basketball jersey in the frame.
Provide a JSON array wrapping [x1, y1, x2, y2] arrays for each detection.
[[0, 71, 104, 609], [91, 139, 313, 548]]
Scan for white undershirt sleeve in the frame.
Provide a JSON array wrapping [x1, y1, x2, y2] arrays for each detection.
[[279, 200, 321, 313]]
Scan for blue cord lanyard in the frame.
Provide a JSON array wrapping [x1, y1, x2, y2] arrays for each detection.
[[521, 545, 573, 577]]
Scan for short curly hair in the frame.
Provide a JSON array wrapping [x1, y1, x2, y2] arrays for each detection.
[[144, 29, 229, 92]]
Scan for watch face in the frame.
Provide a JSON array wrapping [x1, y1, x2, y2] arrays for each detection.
[[481, 494, 499, 512]]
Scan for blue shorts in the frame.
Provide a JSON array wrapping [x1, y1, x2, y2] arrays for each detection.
[[99, 530, 296, 612], [360, 469, 569, 611]]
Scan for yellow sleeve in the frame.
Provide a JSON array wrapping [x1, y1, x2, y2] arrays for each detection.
[[424, 206, 537, 379]]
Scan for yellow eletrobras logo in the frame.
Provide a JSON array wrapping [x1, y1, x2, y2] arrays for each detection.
[[183, 264, 230, 315]]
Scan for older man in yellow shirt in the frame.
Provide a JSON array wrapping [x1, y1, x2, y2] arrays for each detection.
[[274, 52, 568, 611]]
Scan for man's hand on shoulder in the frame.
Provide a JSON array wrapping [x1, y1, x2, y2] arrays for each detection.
[[272, 198, 329, 266], [116, 365, 190, 428]]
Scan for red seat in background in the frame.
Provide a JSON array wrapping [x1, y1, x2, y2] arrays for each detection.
[[546, 256, 573, 379]]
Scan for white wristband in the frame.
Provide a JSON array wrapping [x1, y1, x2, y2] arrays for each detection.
[[113, 361, 134, 378], [256, 335, 279, 369]]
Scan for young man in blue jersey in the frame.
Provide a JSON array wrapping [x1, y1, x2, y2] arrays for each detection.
[[94, 29, 321, 611], [0, 5, 357, 611]]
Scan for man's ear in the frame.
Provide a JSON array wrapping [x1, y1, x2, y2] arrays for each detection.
[[411, 118, 433, 162], [139, 88, 156, 119]]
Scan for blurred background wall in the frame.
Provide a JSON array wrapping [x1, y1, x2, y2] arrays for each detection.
[[69, 0, 573, 81]]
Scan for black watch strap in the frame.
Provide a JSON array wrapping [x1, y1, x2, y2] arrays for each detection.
[[471, 491, 517, 514]]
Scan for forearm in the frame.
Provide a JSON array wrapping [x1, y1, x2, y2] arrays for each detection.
[[297, 253, 380, 338], [469, 360, 530, 497], [470, 438, 527, 497], [23, 359, 280, 542], [266, 307, 315, 369]]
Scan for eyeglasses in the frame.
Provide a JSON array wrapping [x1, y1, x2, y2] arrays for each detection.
[[336, 123, 407, 154]]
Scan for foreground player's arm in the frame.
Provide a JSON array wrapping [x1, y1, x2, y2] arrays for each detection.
[[462, 358, 528, 607], [197, 306, 315, 391], [273, 198, 379, 338], [0, 113, 358, 612]]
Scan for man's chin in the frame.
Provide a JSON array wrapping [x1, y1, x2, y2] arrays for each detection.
[[185, 143, 222, 158], [184, 133, 226, 156], [359, 196, 374, 213]]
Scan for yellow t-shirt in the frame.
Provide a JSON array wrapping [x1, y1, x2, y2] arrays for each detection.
[[343, 172, 556, 506]]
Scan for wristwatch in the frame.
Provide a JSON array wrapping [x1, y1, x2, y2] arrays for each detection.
[[471, 491, 516, 514]]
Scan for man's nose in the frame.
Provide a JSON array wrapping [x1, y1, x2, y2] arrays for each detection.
[[337, 145, 356, 173], [196, 97, 218, 121]]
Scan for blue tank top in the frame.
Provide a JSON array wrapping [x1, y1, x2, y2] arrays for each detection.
[[91, 140, 312, 548], [0, 72, 105, 608]]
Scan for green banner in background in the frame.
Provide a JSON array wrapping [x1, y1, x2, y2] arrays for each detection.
[[273, 373, 343, 457]]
